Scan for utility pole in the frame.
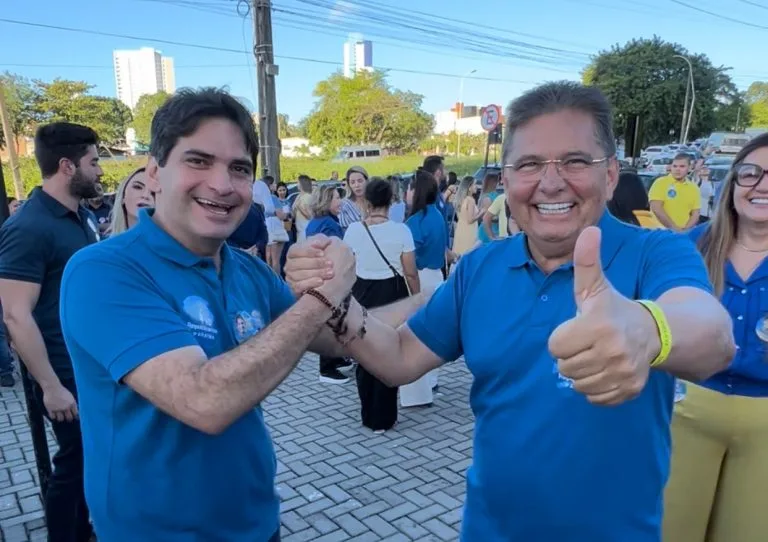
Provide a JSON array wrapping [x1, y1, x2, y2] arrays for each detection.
[[252, 0, 281, 182], [0, 79, 24, 199]]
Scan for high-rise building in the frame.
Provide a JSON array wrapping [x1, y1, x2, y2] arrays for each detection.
[[113, 47, 176, 109], [343, 33, 373, 78]]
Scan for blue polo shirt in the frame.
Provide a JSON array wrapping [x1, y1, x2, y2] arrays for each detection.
[[689, 225, 768, 397], [60, 209, 294, 541], [407, 212, 712, 542], [406, 204, 447, 270], [306, 214, 343, 239]]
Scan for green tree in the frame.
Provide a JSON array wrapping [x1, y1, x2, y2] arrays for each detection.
[[304, 71, 433, 154], [132, 91, 171, 145], [278, 114, 302, 138], [0, 73, 40, 149], [746, 82, 768, 127], [32, 79, 132, 144], [583, 37, 736, 145]]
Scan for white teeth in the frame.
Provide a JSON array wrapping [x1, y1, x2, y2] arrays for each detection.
[[194, 197, 232, 215], [536, 203, 574, 215], [751, 198, 768, 204]]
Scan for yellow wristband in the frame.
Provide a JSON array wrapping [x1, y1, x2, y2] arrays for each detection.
[[637, 300, 672, 368]]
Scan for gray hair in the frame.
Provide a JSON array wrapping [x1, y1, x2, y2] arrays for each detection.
[[502, 81, 616, 165]]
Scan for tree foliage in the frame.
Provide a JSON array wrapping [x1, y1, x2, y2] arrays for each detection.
[[746, 82, 768, 127], [583, 37, 740, 145], [278, 114, 302, 138], [0, 73, 39, 149], [132, 91, 171, 146], [304, 71, 433, 154], [34, 79, 132, 145]]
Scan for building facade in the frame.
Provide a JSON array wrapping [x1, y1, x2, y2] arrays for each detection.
[[343, 34, 373, 78], [113, 47, 176, 110]]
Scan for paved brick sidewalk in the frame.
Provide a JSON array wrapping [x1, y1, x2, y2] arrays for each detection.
[[0, 355, 474, 541]]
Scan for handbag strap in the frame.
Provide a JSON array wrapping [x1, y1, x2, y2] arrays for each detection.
[[362, 222, 401, 278]]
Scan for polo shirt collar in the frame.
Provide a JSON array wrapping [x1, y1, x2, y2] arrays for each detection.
[[32, 186, 80, 219], [507, 211, 625, 271], [137, 208, 234, 268]]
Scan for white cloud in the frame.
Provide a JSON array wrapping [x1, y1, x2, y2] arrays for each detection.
[[328, 0, 358, 22]]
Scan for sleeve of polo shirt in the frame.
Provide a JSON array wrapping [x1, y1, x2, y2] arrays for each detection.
[[647, 177, 666, 202], [60, 253, 199, 382], [638, 230, 713, 301], [0, 221, 48, 283], [406, 216, 425, 252], [406, 258, 464, 362]]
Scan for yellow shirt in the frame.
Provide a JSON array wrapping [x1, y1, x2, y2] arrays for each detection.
[[487, 195, 509, 238], [648, 175, 700, 229]]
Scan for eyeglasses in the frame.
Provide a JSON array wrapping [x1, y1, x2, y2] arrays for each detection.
[[504, 155, 612, 178], [735, 163, 768, 187]]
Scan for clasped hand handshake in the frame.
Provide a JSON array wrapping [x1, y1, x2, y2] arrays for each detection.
[[284, 235, 357, 304], [548, 227, 661, 406]]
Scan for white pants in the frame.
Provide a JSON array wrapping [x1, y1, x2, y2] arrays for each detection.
[[400, 268, 444, 407]]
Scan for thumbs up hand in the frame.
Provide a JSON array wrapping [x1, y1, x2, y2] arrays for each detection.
[[548, 227, 660, 406]]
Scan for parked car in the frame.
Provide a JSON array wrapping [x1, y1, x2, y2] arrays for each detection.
[[641, 146, 665, 161], [703, 132, 750, 156], [643, 156, 673, 175], [704, 155, 735, 183]]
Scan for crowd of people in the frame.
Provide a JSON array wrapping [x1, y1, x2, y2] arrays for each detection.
[[0, 79, 765, 542]]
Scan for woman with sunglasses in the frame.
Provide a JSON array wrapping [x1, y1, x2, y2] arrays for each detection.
[[663, 133, 768, 542]]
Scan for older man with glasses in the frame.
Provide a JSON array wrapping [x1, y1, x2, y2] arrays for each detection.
[[285, 81, 735, 541]]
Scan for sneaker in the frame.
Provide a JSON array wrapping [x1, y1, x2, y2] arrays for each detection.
[[337, 360, 355, 374], [0, 373, 15, 388], [319, 369, 350, 384]]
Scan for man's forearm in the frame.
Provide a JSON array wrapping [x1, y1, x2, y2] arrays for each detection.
[[652, 287, 734, 380], [650, 203, 678, 230], [6, 316, 60, 389], [309, 294, 427, 360], [192, 295, 330, 431], [482, 215, 495, 239]]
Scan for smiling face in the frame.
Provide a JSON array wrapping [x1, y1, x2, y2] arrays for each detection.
[[146, 117, 254, 256], [123, 170, 155, 223], [503, 109, 617, 261], [277, 185, 287, 199], [733, 146, 768, 226]]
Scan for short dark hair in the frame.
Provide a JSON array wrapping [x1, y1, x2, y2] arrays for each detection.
[[34, 122, 99, 178], [408, 168, 438, 217], [150, 87, 258, 170], [264, 175, 275, 185], [365, 178, 393, 209], [502, 81, 616, 165], [422, 155, 444, 175], [673, 152, 692, 163]]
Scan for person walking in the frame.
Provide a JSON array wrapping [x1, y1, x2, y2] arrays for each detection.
[[452, 176, 482, 255]]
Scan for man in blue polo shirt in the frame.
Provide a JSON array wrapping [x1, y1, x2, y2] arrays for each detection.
[[285, 82, 735, 541], [60, 88, 423, 541]]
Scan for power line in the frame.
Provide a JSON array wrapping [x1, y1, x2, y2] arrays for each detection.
[[669, 0, 768, 30], [734, 0, 768, 11]]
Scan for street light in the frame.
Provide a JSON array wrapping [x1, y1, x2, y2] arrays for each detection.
[[674, 55, 696, 144], [456, 68, 477, 157]]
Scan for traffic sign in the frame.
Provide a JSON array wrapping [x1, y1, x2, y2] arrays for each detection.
[[480, 104, 502, 131]]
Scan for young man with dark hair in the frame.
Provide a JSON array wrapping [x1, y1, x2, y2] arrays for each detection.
[[59, 87, 423, 540], [0, 121, 102, 542], [649, 152, 701, 231]]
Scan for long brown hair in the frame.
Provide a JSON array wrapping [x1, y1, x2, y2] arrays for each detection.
[[698, 133, 768, 295]]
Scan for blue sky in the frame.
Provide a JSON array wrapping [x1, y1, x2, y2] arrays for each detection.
[[2, 0, 768, 123]]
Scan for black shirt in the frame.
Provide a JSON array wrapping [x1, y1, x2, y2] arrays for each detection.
[[0, 187, 99, 379]]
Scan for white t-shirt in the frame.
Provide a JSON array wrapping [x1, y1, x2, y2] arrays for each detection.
[[344, 221, 415, 280], [252, 180, 275, 216], [698, 179, 716, 218]]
